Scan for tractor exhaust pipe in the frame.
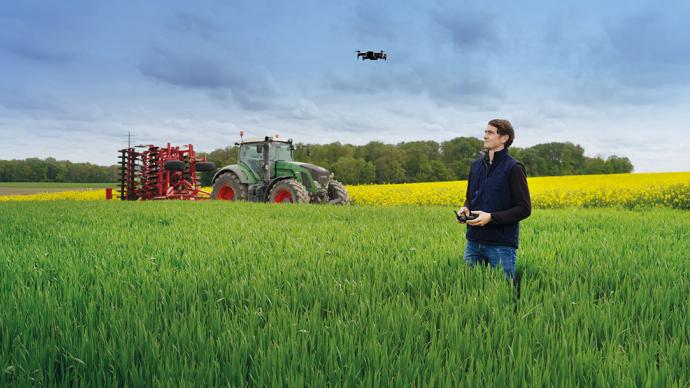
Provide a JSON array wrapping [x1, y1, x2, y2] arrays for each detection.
[[262, 139, 271, 182]]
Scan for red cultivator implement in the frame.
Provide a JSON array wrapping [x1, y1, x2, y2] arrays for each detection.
[[118, 143, 216, 200]]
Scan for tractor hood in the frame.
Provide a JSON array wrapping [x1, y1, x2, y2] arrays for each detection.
[[288, 162, 331, 188]]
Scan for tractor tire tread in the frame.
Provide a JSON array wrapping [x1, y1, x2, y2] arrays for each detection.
[[195, 162, 216, 172], [211, 172, 248, 201], [269, 179, 310, 203], [328, 180, 350, 205], [164, 160, 186, 171]]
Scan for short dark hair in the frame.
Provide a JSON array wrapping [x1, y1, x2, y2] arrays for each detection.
[[488, 119, 514, 148]]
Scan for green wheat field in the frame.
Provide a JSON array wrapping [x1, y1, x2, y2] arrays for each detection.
[[1, 201, 689, 386]]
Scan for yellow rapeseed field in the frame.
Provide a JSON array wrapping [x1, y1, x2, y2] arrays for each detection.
[[1, 172, 688, 208], [347, 172, 690, 209], [0, 189, 105, 202]]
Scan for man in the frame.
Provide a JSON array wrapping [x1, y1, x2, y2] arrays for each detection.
[[457, 119, 531, 281]]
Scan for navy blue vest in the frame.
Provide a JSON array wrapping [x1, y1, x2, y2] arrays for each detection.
[[466, 148, 520, 248]]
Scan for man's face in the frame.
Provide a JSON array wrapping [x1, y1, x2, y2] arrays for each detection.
[[483, 125, 508, 151]]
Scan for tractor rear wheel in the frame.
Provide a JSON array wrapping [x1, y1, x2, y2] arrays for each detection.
[[327, 180, 350, 205], [211, 173, 247, 201], [269, 179, 309, 204]]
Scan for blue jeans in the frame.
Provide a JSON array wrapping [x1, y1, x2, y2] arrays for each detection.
[[464, 240, 517, 281]]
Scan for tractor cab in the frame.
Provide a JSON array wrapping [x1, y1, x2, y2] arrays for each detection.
[[237, 137, 294, 181]]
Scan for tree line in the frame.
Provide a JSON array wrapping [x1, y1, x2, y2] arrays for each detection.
[[0, 158, 119, 183], [1, 138, 633, 184], [200, 138, 633, 185]]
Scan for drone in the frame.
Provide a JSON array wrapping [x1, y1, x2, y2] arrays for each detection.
[[356, 50, 387, 61]]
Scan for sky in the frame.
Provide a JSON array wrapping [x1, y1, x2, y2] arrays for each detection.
[[1, 0, 689, 172]]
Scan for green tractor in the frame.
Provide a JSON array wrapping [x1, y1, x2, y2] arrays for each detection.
[[211, 136, 350, 204]]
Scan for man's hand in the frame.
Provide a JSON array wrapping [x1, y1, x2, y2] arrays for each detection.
[[466, 210, 491, 226], [456, 207, 470, 223]]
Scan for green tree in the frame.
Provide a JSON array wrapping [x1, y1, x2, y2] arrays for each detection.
[[605, 156, 634, 173], [308, 142, 355, 169], [356, 141, 388, 162], [332, 157, 376, 184], [373, 149, 406, 183], [398, 141, 444, 182], [440, 137, 483, 179], [522, 142, 585, 176], [429, 160, 453, 181], [583, 157, 608, 174]]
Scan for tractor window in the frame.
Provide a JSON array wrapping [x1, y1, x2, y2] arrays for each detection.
[[240, 145, 263, 175], [240, 145, 263, 161], [269, 143, 293, 162]]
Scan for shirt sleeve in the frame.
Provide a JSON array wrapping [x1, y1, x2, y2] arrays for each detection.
[[490, 164, 531, 225]]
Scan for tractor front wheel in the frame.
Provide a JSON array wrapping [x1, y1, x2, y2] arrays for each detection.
[[269, 179, 309, 204], [327, 180, 350, 205], [211, 173, 247, 201]]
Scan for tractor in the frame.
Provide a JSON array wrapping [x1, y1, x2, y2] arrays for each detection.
[[211, 136, 350, 204]]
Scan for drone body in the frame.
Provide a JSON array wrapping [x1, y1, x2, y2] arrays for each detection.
[[356, 50, 387, 61]]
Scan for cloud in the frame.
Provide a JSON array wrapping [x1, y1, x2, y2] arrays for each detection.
[[0, 91, 110, 124], [529, 3, 690, 108], [433, 8, 500, 51], [0, 19, 74, 63], [350, 2, 400, 43], [290, 99, 321, 120], [423, 69, 502, 108], [324, 65, 424, 95], [323, 61, 501, 109], [0, 39, 73, 63], [605, 6, 690, 67], [0, 91, 58, 112], [139, 45, 280, 110], [166, 11, 222, 41], [0, 2, 102, 64], [329, 2, 505, 108], [329, 112, 389, 134]]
